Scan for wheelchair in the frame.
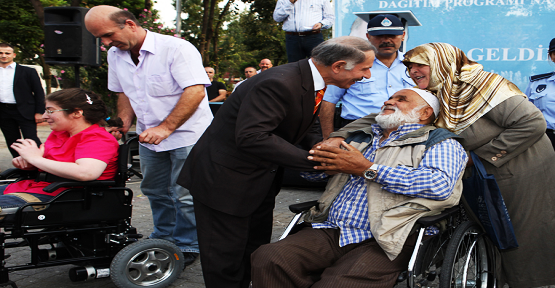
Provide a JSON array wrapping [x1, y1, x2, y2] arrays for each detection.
[[280, 200, 497, 288], [0, 137, 183, 288]]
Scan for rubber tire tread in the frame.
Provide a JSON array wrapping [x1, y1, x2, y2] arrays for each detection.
[[439, 221, 485, 288], [110, 239, 184, 288]]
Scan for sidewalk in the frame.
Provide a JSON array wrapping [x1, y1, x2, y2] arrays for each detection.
[[0, 125, 324, 288]]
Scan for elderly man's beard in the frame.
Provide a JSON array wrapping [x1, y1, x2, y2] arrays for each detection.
[[375, 105, 424, 130]]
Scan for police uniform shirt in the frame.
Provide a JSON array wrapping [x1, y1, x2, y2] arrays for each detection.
[[323, 52, 414, 120], [525, 71, 555, 130]]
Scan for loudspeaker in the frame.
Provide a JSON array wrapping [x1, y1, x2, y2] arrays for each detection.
[[44, 7, 101, 66]]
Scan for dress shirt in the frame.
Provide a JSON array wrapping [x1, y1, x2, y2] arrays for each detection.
[[303, 123, 467, 247], [108, 31, 213, 152], [0, 62, 17, 104], [308, 59, 325, 91], [525, 72, 555, 130], [323, 52, 415, 120], [273, 0, 334, 32]]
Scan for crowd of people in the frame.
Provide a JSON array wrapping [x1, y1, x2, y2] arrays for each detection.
[[1, 3, 555, 288]]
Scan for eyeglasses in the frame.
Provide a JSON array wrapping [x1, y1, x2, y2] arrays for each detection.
[[44, 109, 68, 114]]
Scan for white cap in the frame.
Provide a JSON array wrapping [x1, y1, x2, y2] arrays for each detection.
[[404, 88, 440, 117]]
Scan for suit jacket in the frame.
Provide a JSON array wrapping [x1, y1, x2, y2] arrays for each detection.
[[177, 59, 322, 217], [13, 64, 45, 120]]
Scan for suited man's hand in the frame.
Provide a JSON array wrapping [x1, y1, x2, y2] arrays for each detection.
[[35, 113, 44, 123]]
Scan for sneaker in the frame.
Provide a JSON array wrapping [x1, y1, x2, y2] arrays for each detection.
[[182, 252, 199, 268]]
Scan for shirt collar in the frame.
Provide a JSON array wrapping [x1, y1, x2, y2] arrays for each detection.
[[1, 62, 16, 69], [114, 30, 154, 59], [374, 51, 405, 68], [140, 30, 156, 55], [308, 59, 326, 91], [371, 123, 425, 140]]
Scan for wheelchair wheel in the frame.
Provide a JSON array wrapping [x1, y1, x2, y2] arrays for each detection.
[[110, 239, 184, 288], [439, 221, 493, 288]]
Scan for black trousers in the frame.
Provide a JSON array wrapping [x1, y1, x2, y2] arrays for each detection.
[[193, 176, 281, 288], [0, 103, 41, 158], [546, 129, 555, 152]]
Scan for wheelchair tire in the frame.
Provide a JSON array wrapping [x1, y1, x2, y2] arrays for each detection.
[[110, 239, 184, 288], [439, 221, 494, 288]]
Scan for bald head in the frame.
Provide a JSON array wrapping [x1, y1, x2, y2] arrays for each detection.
[[205, 67, 215, 81], [85, 5, 145, 52], [259, 59, 272, 71]]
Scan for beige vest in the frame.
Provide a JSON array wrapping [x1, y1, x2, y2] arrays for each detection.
[[306, 126, 463, 260]]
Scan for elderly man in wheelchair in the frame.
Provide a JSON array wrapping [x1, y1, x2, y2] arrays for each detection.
[[0, 88, 184, 288], [251, 88, 469, 288]]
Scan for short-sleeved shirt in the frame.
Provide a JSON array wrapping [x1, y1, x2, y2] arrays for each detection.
[[107, 30, 213, 152], [4, 124, 119, 196], [206, 80, 226, 100], [323, 52, 414, 120], [525, 72, 555, 130]]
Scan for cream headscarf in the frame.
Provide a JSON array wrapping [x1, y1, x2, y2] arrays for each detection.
[[403, 43, 525, 134]]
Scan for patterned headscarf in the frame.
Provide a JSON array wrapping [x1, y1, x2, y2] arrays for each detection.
[[403, 43, 525, 134]]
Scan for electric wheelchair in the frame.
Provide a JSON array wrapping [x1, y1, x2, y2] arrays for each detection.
[[0, 137, 184, 288], [280, 199, 497, 288]]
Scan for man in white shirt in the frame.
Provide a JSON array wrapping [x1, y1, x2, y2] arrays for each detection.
[[233, 66, 257, 92], [0, 43, 45, 158], [273, 0, 334, 63], [84, 5, 213, 266]]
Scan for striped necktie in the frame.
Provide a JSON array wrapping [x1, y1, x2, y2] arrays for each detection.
[[314, 87, 326, 115]]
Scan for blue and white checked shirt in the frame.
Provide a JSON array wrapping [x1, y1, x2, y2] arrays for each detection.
[[273, 0, 334, 32], [303, 124, 468, 247]]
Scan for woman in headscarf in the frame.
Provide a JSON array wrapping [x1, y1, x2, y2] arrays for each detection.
[[401, 43, 555, 287]]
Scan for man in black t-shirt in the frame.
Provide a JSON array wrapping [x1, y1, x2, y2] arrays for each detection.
[[205, 67, 227, 102]]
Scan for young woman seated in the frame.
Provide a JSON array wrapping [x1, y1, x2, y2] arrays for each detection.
[[0, 88, 120, 209]]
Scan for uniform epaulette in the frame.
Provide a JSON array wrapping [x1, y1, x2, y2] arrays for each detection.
[[530, 72, 555, 82]]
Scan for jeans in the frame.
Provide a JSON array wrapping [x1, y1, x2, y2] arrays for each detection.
[[139, 144, 198, 253], [0, 185, 54, 208], [285, 33, 325, 63]]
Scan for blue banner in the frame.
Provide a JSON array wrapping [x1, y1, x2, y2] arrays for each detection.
[[334, 0, 555, 90]]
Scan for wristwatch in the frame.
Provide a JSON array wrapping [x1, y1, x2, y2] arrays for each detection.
[[362, 164, 379, 181]]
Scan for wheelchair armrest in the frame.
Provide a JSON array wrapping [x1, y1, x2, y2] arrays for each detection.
[[289, 200, 319, 214], [43, 180, 117, 193], [416, 206, 460, 227], [0, 168, 37, 180]]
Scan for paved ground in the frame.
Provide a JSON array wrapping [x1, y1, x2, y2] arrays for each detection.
[[0, 125, 324, 288]]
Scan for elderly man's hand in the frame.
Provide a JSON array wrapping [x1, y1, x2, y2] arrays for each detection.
[[308, 141, 372, 176]]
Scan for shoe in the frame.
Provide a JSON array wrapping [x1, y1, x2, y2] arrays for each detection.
[[182, 252, 199, 268]]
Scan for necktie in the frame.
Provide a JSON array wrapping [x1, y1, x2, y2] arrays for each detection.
[[314, 87, 326, 115]]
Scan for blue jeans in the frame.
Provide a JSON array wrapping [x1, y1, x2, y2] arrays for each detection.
[[139, 144, 198, 253], [285, 33, 325, 63], [0, 185, 54, 208]]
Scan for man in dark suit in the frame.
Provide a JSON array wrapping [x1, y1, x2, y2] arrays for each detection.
[[0, 43, 45, 157], [177, 36, 376, 288]]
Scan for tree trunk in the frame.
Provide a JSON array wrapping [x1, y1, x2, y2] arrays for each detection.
[[28, 0, 44, 28], [28, 0, 52, 94], [145, 0, 152, 10], [199, 0, 210, 61], [38, 56, 52, 94], [211, 0, 234, 70]]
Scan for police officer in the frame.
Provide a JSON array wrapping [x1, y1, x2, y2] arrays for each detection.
[[525, 37, 555, 150], [319, 14, 415, 139]]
